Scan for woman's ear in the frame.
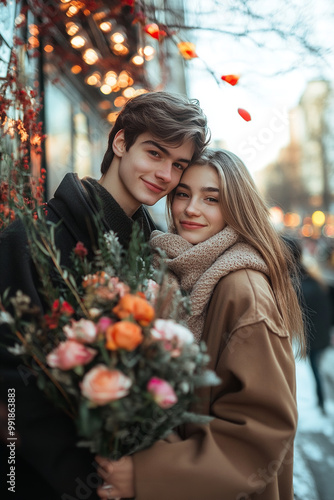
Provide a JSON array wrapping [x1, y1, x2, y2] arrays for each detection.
[[112, 129, 126, 157]]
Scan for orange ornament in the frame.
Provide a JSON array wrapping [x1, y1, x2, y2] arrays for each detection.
[[106, 321, 143, 351], [177, 42, 197, 60], [238, 108, 251, 122], [144, 23, 167, 41], [221, 74, 240, 86]]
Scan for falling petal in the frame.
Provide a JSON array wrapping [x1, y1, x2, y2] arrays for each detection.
[[238, 108, 251, 122], [221, 74, 240, 86]]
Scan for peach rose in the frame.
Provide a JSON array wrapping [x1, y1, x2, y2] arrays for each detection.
[[150, 319, 194, 357], [63, 318, 97, 343], [112, 294, 155, 326], [81, 365, 132, 405], [147, 377, 178, 409], [108, 277, 130, 297], [105, 321, 143, 351], [46, 340, 97, 370]]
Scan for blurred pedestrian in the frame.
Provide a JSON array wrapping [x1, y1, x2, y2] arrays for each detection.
[[285, 237, 331, 413]]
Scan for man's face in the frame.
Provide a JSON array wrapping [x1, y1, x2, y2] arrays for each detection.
[[112, 131, 195, 216]]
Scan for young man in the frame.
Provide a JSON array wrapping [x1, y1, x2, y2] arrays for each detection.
[[0, 91, 209, 499]]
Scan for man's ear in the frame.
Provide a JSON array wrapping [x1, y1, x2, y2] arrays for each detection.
[[112, 129, 126, 157]]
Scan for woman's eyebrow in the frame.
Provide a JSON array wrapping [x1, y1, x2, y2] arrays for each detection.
[[176, 183, 219, 193], [201, 187, 219, 193]]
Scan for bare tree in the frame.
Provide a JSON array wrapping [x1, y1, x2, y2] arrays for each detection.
[[139, 0, 330, 84]]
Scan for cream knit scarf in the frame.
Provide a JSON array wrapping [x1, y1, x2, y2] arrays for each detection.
[[150, 226, 269, 342]]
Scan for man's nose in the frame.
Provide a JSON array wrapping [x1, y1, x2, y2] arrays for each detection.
[[155, 162, 172, 183]]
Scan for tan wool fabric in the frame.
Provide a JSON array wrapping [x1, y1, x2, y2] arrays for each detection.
[[150, 226, 269, 342]]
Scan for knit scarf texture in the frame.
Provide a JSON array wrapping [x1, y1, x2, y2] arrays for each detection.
[[150, 226, 269, 342]]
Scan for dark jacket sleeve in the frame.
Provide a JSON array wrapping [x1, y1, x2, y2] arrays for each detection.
[[0, 220, 43, 309], [0, 221, 100, 500]]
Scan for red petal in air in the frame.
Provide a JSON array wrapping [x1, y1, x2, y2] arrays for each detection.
[[238, 108, 251, 122], [221, 74, 240, 86]]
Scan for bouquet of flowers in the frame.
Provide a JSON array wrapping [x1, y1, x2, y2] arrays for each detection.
[[1, 210, 219, 459]]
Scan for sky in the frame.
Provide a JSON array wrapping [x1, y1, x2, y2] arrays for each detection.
[[185, 0, 334, 175]]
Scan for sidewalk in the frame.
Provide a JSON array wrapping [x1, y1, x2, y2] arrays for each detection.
[[293, 347, 334, 500]]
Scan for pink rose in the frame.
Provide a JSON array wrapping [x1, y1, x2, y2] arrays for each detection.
[[96, 316, 114, 334], [46, 340, 97, 370], [151, 319, 194, 357], [63, 319, 97, 343], [147, 377, 178, 409], [81, 365, 132, 405]]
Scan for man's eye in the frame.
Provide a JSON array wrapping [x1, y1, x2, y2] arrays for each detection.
[[173, 163, 184, 171], [149, 150, 160, 157]]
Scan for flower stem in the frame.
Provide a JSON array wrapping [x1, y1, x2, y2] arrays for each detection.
[[40, 235, 91, 318]]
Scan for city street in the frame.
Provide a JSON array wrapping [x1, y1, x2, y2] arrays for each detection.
[[294, 346, 334, 500]]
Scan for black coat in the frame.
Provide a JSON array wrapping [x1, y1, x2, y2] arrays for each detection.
[[299, 268, 331, 352], [0, 173, 156, 499]]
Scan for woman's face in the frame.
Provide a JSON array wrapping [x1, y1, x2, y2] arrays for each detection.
[[171, 164, 226, 244]]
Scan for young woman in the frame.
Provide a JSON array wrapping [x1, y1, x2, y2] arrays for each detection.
[[96, 149, 305, 500]]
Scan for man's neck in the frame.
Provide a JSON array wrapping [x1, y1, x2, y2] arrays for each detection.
[[98, 162, 140, 217]]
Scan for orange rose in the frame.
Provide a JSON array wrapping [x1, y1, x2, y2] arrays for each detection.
[[106, 321, 143, 351], [112, 294, 155, 326]]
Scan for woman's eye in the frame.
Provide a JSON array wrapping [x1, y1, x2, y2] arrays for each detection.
[[175, 191, 188, 198], [207, 197, 219, 203]]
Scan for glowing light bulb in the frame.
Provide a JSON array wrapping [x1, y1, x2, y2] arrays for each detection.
[[111, 32, 125, 43], [100, 22, 112, 32], [114, 96, 126, 108], [66, 5, 80, 17], [83, 49, 99, 65], [107, 112, 119, 123], [100, 84, 112, 95], [29, 24, 39, 36], [131, 55, 144, 65], [66, 22, 80, 36], [123, 87, 135, 98], [105, 72, 117, 87], [71, 65, 82, 74], [28, 36, 39, 48], [70, 35, 86, 48], [312, 211, 326, 227]]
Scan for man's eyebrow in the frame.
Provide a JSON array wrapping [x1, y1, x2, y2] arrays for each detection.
[[142, 140, 192, 164], [177, 182, 219, 193]]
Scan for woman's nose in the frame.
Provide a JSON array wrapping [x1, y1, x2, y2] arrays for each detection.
[[185, 199, 201, 216]]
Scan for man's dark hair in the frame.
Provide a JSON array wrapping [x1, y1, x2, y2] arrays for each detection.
[[100, 91, 210, 175]]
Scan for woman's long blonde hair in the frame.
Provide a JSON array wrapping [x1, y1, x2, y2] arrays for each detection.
[[167, 148, 306, 358]]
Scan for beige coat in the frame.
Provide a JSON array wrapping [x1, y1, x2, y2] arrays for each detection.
[[133, 269, 297, 500]]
